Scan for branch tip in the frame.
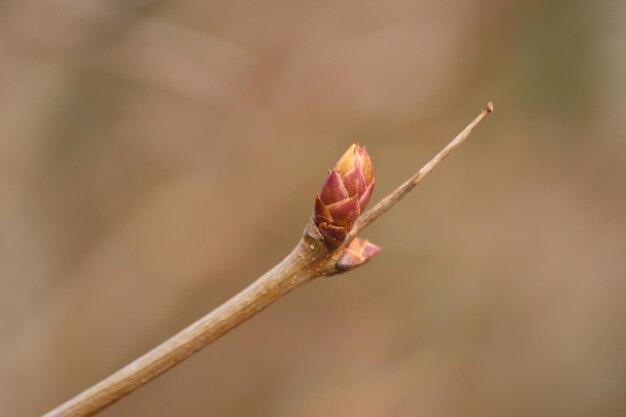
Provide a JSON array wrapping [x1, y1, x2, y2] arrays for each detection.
[[344, 103, 493, 242]]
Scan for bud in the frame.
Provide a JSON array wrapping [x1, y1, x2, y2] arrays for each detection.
[[336, 238, 381, 271], [313, 143, 375, 247]]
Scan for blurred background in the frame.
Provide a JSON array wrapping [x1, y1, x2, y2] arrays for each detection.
[[1, 0, 625, 416]]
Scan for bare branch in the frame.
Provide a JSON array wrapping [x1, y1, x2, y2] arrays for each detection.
[[43, 102, 493, 417], [346, 102, 494, 242]]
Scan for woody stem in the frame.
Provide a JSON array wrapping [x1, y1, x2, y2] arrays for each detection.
[[346, 102, 494, 243], [42, 231, 332, 417], [43, 102, 493, 417]]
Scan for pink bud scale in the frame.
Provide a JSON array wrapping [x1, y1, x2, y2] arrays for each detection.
[[313, 143, 375, 247]]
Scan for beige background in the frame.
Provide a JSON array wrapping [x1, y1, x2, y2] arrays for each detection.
[[1, 0, 625, 416]]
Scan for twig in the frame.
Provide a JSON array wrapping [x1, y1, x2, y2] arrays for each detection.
[[346, 101, 493, 242], [43, 102, 493, 417]]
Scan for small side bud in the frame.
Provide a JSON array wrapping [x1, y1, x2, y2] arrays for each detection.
[[336, 238, 381, 271]]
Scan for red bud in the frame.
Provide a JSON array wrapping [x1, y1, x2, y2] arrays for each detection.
[[313, 144, 375, 247], [337, 238, 381, 271]]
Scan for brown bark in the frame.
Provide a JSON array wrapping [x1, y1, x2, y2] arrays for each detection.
[[43, 103, 493, 417]]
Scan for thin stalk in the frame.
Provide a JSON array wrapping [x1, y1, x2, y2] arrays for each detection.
[[346, 101, 494, 241], [43, 102, 493, 417], [43, 234, 331, 417]]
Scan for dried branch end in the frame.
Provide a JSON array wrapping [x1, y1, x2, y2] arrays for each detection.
[[345, 102, 494, 243]]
